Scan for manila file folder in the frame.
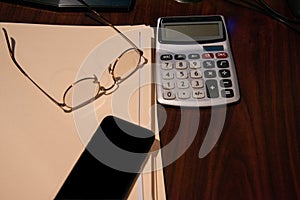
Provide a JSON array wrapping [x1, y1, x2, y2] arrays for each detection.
[[0, 23, 165, 200]]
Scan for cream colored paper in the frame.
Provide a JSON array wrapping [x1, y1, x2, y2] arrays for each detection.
[[0, 23, 165, 200]]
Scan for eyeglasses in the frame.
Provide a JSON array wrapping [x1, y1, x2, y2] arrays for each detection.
[[2, 0, 148, 113]]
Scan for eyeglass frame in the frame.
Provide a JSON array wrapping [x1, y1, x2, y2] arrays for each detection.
[[2, 0, 148, 113]]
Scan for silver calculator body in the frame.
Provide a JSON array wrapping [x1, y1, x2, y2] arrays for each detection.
[[155, 15, 240, 107]]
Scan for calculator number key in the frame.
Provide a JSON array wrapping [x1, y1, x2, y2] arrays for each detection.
[[163, 90, 176, 100], [176, 61, 188, 69], [190, 60, 201, 69], [161, 61, 173, 70], [163, 81, 175, 89], [162, 71, 174, 80], [190, 69, 202, 79], [177, 79, 190, 89], [191, 79, 204, 88], [176, 70, 188, 79]]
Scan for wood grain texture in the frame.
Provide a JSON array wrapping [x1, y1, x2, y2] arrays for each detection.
[[0, 0, 299, 199]]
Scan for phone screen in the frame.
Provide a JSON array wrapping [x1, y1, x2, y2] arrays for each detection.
[[55, 115, 155, 199]]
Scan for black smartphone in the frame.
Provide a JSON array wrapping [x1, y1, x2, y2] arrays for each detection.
[[55, 115, 155, 200]]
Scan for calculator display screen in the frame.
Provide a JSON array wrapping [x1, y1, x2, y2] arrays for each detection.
[[165, 23, 219, 38], [160, 21, 225, 44]]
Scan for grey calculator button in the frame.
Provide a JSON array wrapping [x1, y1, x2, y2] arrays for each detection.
[[188, 54, 200, 59], [204, 70, 217, 78], [203, 60, 215, 68], [205, 80, 219, 98]]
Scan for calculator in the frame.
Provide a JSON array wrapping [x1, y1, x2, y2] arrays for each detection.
[[155, 15, 240, 107]]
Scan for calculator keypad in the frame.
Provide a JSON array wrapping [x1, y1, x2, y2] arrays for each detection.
[[158, 51, 239, 106]]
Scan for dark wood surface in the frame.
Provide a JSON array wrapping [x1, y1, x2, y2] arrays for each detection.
[[1, 0, 299, 199]]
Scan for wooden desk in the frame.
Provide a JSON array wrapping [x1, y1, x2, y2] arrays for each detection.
[[1, 0, 299, 199]]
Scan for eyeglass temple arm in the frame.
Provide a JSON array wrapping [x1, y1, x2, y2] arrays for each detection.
[[2, 28, 72, 113], [77, 0, 140, 50]]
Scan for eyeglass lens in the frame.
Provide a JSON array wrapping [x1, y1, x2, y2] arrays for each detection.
[[63, 48, 142, 109]]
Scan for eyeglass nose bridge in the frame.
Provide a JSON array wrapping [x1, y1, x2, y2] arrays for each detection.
[[101, 81, 119, 95]]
